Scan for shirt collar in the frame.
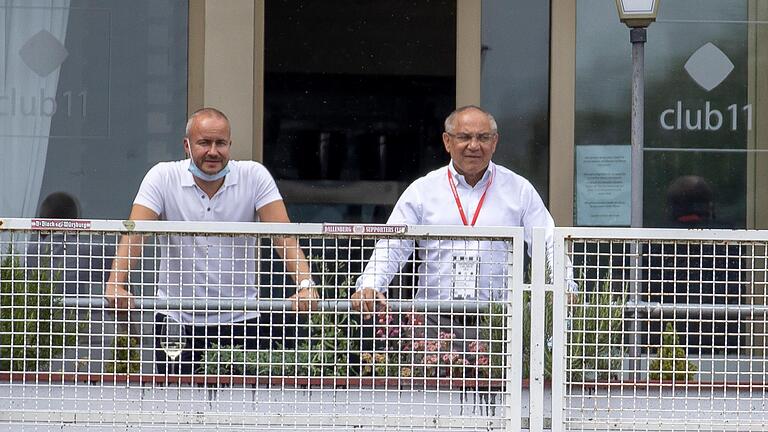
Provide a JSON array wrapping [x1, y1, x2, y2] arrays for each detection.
[[181, 159, 238, 188], [448, 160, 494, 188]]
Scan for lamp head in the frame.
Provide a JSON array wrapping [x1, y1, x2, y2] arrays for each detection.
[[615, 0, 660, 28]]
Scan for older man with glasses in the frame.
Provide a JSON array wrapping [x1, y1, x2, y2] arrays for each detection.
[[351, 105, 560, 355]]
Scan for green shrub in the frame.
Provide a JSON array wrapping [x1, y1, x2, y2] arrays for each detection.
[[567, 279, 627, 382], [105, 335, 141, 374], [649, 322, 698, 382], [201, 258, 360, 376], [0, 252, 77, 371], [478, 302, 508, 379]]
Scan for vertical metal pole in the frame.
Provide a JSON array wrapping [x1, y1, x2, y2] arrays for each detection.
[[506, 235, 525, 432], [630, 27, 646, 229], [529, 228, 547, 432], [629, 27, 647, 380], [550, 230, 566, 432]]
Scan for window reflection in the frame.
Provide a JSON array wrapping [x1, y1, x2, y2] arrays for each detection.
[[575, 0, 755, 228], [30, 0, 189, 219]]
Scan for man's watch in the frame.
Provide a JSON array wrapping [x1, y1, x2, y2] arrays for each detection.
[[299, 278, 315, 290]]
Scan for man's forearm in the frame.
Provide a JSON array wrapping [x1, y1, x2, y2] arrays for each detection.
[[273, 236, 312, 283], [108, 233, 145, 284], [355, 238, 415, 293]]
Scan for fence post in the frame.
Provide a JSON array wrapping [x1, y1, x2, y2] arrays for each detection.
[[550, 229, 566, 432], [507, 232, 525, 432], [529, 228, 547, 432]]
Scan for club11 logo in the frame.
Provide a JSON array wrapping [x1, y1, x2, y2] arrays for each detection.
[[659, 42, 752, 132]]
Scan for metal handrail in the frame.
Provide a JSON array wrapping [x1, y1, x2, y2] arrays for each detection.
[[627, 300, 768, 319], [62, 297, 494, 313]]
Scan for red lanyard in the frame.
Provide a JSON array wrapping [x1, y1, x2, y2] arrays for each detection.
[[447, 167, 494, 226]]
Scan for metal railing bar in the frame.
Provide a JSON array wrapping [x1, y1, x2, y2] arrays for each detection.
[[62, 297, 495, 313], [626, 300, 768, 318]]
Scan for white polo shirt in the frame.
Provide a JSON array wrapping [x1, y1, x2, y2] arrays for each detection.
[[134, 159, 282, 325], [355, 161, 556, 300]]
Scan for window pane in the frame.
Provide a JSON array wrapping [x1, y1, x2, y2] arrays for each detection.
[[481, 0, 551, 203], [264, 0, 456, 223], [575, 0, 754, 228], [0, 0, 188, 219]]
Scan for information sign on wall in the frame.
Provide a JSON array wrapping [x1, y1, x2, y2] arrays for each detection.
[[576, 145, 631, 226]]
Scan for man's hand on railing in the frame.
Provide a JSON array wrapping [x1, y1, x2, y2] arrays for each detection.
[[105, 282, 135, 310], [351, 287, 387, 320], [290, 286, 320, 312], [567, 292, 579, 305]]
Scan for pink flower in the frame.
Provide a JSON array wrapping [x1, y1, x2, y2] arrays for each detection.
[[425, 354, 439, 365], [376, 312, 393, 324], [442, 353, 460, 364], [476, 355, 490, 366], [468, 341, 488, 353], [439, 331, 456, 340]]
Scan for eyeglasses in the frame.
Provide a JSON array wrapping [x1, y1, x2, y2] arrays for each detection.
[[445, 132, 497, 144]]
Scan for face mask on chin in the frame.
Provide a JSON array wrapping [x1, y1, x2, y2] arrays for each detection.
[[188, 158, 230, 181], [185, 139, 230, 181]]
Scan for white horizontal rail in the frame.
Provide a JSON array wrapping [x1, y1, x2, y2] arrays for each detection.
[[628, 301, 768, 318], [62, 297, 496, 313], [556, 226, 768, 241], [0, 217, 522, 239]]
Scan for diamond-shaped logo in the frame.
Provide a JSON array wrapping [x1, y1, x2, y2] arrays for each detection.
[[684, 42, 733, 92], [18, 30, 69, 77]]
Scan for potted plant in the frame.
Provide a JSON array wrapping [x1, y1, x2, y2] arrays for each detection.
[[648, 322, 698, 382]]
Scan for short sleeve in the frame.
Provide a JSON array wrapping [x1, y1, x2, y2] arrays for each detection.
[[133, 163, 166, 216], [251, 163, 283, 211]]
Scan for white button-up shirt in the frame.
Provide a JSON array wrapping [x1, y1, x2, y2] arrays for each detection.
[[355, 161, 555, 300], [134, 159, 282, 325]]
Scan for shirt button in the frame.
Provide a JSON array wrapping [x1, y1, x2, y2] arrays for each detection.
[[201, 195, 205, 198], [207, 208, 211, 211]]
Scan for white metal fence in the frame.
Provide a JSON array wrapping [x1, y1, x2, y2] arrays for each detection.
[[1, 219, 767, 431], [0, 219, 523, 431], [556, 228, 768, 432]]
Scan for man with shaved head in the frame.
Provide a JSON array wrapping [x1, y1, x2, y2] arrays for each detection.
[[107, 108, 317, 373]]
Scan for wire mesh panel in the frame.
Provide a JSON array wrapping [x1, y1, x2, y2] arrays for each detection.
[[559, 228, 768, 431], [0, 219, 522, 431]]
